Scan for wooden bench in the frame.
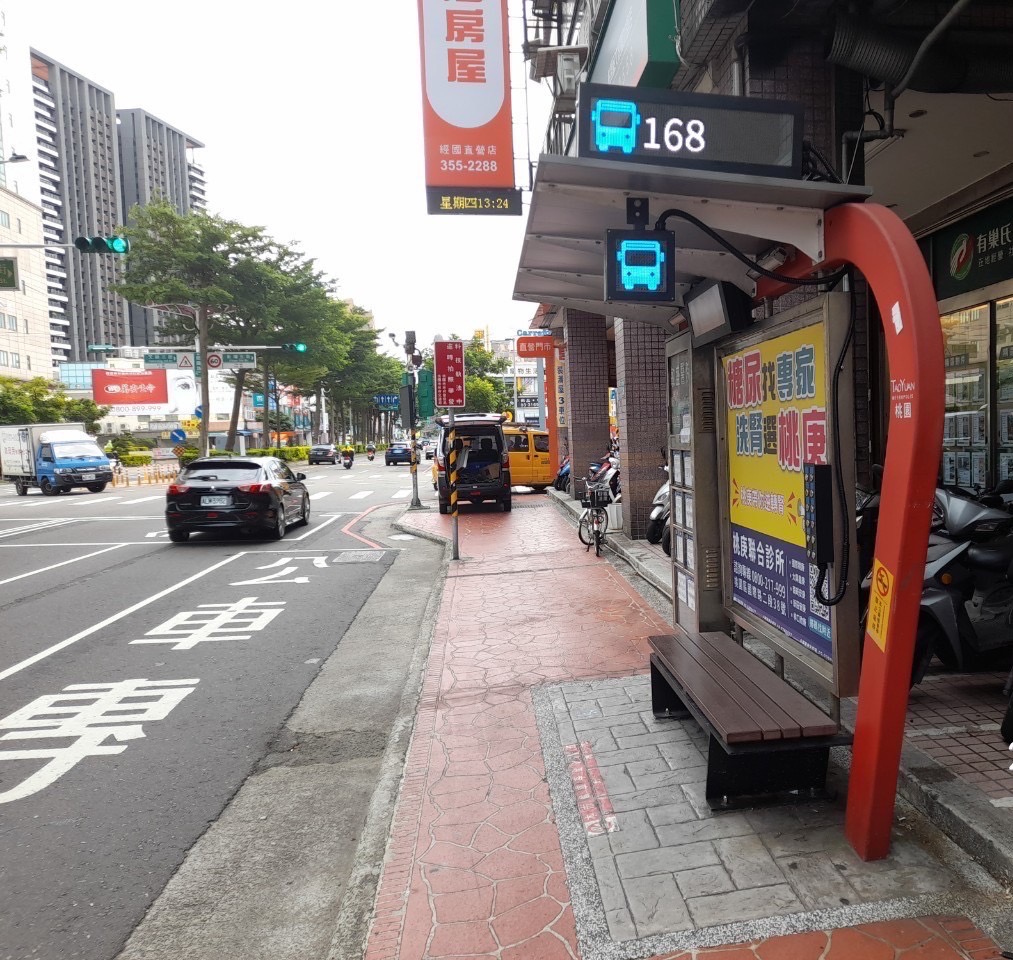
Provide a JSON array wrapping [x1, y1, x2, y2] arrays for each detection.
[[649, 631, 852, 807]]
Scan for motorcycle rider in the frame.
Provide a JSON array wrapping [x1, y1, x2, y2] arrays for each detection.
[[366, 442, 376, 462], [341, 443, 355, 464]]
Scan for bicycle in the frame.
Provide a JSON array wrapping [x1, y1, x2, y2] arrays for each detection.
[[578, 477, 612, 556]]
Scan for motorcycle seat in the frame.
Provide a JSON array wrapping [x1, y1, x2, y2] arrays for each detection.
[[966, 538, 1013, 574]]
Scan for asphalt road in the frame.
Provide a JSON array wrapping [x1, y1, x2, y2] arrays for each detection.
[[0, 460, 441, 960]]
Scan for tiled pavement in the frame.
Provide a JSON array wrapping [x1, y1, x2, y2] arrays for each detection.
[[368, 497, 1012, 960]]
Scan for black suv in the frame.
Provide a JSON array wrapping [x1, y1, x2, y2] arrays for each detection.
[[435, 414, 511, 514]]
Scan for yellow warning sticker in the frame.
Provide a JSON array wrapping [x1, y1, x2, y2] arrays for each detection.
[[866, 559, 894, 652]]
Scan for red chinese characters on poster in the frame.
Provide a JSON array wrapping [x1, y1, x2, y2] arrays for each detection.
[[416, 0, 514, 190], [92, 369, 168, 406], [435, 341, 466, 408]]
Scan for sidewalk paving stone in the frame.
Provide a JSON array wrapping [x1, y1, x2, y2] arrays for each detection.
[[367, 499, 1012, 960]]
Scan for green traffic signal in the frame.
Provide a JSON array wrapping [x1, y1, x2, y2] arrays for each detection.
[[281, 342, 307, 352], [74, 235, 130, 254]]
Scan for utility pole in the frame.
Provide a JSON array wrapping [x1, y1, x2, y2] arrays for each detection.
[[197, 304, 211, 457]]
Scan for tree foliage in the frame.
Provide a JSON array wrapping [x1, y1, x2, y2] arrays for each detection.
[[0, 377, 108, 431]]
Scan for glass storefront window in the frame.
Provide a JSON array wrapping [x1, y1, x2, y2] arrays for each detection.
[[940, 305, 990, 488], [996, 296, 1013, 482]]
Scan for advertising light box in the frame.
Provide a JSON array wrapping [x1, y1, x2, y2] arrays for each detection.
[[578, 83, 803, 179]]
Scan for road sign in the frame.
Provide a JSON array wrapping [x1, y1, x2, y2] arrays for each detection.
[[170, 428, 186, 443], [88, 343, 118, 352], [194, 405, 203, 421], [206, 353, 223, 369], [220, 351, 258, 368], [144, 352, 195, 369], [0, 257, 18, 291], [373, 393, 400, 410], [172, 444, 186, 457], [435, 340, 466, 408]]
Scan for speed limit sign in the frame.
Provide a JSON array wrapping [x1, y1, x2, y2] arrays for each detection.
[[206, 353, 223, 369]]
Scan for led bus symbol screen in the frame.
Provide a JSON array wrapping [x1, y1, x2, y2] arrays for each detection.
[[617, 240, 665, 292], [591, 99, 640, 154]]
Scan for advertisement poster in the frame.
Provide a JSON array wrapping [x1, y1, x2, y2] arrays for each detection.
[[92, 369, 168, 408], [942, 452, 957, 484], [723, 323, 833, 661]]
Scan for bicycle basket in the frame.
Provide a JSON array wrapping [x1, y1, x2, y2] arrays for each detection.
[[582, 486, 611, 509]]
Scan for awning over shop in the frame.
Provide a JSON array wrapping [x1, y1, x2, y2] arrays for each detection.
[[513, 154, 872, 329]]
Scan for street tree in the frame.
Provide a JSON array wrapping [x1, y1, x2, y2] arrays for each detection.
[[0, 377, 108, 431]]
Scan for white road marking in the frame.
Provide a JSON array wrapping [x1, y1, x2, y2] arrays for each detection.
[[0, 545, 125, 585], [348, 490, 372, 500], [391, 489, 411, 498], [310, 491, 332, 500], [125, 495, 164, 504], [0, 519, 78, 540], [0, 553, 247, 682], [62, 496, 124, 507]]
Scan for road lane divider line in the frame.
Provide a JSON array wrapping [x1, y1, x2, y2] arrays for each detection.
[[310, 491, 332, 500], [0, 552, 247, 682], [61, 496, 123, 507], [0, 518, 78, 540], [0, 544, 125, 586], [348, 491, 372, 500], [392, 490, 411, 499], [340, 505, 386, 549], [289, 513, 343, 541], [125, 495, 164, 504]]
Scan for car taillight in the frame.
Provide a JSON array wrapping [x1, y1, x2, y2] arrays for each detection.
[[437, 460, 446, 473], [237, 482, 273, 494], [501, 450, 509, 466], [167, 484, 189, 495]]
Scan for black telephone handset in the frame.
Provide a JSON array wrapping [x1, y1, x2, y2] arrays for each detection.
[[803, 462, 834, 566]]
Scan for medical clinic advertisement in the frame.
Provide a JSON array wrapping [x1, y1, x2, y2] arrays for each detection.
[[723, 324, 833, 661]]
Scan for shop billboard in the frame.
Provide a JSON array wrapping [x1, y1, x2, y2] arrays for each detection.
[[723, 323, 833, 659], [416, 0, 521, 215], [92, 369, 168, 407]]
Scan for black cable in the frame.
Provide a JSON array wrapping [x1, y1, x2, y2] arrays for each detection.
[[804, 141, 844, 184], [653, 208, 848, 287], [815, 269, 857, 607]]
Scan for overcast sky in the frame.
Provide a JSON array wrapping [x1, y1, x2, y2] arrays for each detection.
[[13, 1, 552, 352]]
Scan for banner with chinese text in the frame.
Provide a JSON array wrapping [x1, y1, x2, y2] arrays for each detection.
[[92, 369, 168, 408], [417, 0, 521, 215], [722, 323, 832, 660]]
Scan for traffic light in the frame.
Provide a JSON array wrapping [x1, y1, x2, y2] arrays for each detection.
[[74, 235, 130, 254], [417, 367, 435, 419], [281, 342, 307, 352]]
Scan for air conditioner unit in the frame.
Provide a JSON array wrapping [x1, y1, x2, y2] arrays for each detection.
[[556, 53, 581, 96]]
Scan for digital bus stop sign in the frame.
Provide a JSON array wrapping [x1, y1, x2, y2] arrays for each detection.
[[605, 229, 677, 303], [577, 83, 803, 180]]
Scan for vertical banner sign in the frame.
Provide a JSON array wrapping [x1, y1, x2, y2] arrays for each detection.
[[435, 340, 466, 407], [417, 0, 522, 216], [723, 323, 832, 661]]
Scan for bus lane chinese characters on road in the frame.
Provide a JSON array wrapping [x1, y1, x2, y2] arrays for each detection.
[[0, 549, 386, 803]]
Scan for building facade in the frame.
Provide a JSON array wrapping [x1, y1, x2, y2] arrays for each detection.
[[31, 50, 128, 364], [116, 108, 206, 345]]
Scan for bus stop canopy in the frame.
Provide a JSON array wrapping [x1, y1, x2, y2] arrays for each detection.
[[513, 154, 871, 329]]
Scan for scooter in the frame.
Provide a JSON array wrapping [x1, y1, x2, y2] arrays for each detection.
[[554, 455, 571, 492], [342, 453, 353, 470], [367, 450, 375, 462], [646, 464, 670, 545]]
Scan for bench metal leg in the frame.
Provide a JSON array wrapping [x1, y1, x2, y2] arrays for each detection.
[[650, 654, 691, 720], [705, 737, 830, 808]]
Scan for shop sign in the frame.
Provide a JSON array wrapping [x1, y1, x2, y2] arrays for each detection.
[[931, 195, 1013, 300], [92, 369, 169, 407], [435, 340, 466, 407], [722, 323, 833, 661], [417, 0, 520, 216], [588, 0, 680, 89], [577, 83, 803, 179], [556, 357, 567, 427]]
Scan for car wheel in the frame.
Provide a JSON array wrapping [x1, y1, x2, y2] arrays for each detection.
[[40, 478, 56, 496], [14, 480, 27, 496], [502, 497, 512, 513], [87, 482, 107, 493], [168, 529, 190, 543], [299, 493, 311, 527], [269, 508, 287, 541], [439, 501, 449, 515]]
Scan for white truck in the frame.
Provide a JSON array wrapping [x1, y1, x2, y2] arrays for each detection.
[[0, 423, 114, 496]]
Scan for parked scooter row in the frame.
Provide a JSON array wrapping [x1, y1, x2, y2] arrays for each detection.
[[857, 468, 1013, 692], [553, 441, 622, 501]]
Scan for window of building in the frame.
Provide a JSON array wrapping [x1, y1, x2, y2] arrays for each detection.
[[10, 353, 19, 368], [0, 350, 7, 366], [7, 314, 16, 331], [941, 305, 990, 488], [0, 211, 9, 228], [996, 296, 1013, 482]]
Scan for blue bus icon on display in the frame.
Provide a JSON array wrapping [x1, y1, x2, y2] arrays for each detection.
[[617, 240, 665, 292], [590, 98, 640, 154]]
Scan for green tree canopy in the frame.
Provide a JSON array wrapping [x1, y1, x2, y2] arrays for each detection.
[[0, 377, 108, 431]]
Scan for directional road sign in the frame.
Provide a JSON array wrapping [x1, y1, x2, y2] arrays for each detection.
[[170, 429, 187, 443], [220, 351, 258, 368], [144, 352, 195, 370]]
